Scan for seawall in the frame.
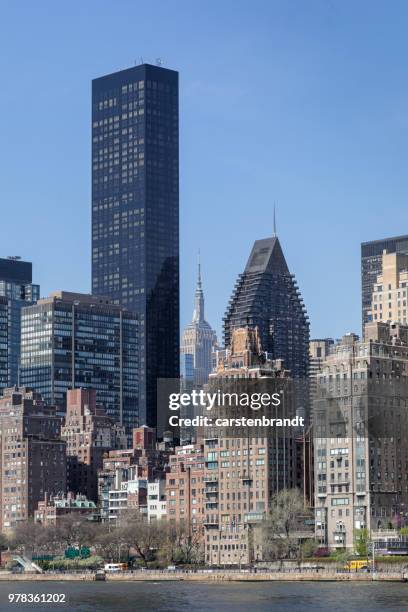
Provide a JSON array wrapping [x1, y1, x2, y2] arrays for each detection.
[[0, 571, 407, 583]]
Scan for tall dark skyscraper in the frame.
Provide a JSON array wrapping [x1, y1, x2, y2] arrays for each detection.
[[361, 234, 408, 330], [91, 64, 179, 429], [0, 257, 39, 390], [223, 235, 309, 380]]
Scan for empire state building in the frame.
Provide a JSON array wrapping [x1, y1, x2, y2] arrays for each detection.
[[181, 262, 217, 387]]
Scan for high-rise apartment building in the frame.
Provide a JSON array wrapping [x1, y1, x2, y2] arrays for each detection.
[[0, 387, 66, 531], [61, 388, 126, 502], [166, 443, 205, 532], [309, 338, 334, 402], [0, 257, 39, 389], [223, 235, 309, 380], [314, 322, 408, 550], [361, 235, 408, 330], [203, 327, 296, 565], [369, 250, 408, 326], [91, 63, 179, 430], [20, 292, 138, 434]]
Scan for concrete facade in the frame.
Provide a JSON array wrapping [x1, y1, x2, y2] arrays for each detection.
[[314, 322, 408, 549]]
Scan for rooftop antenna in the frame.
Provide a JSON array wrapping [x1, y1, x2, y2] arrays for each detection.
[[139, 56, 144, 65], [197, 249, 202, 288], [273, 202, 277, 237]]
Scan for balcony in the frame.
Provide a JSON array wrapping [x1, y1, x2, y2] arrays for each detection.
[[204, 475, 218, 483], [204, 519, 219, 528], [205, 501, 218, 509]]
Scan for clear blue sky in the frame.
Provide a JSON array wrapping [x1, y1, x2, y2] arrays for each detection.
[[1, 0, 407, 341]]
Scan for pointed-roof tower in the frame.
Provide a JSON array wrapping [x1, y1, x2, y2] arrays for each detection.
[[223, 233, 309, 380]]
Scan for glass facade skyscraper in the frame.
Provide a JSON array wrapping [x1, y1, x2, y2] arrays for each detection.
[[0, 297, 8, 388], [91, 63, 179, 429], [20, 292, 138, 435], [361, 235, 408, 330], [0, 257, 40, 390]]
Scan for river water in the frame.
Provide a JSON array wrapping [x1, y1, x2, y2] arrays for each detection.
[[0, 581, 407, 611]]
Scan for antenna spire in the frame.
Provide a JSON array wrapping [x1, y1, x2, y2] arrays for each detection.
[[273, 202, 277, 237], [198, 249, 202, 288], [193, 250, 204, 323]]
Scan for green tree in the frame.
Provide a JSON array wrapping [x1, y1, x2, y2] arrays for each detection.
[[354, 528, 368, 557], [332, 548, 354, 566], [300, 539, 316, 559], [262, 488, 312, 561]]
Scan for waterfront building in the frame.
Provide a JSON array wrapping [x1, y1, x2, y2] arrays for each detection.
[[0, 387, 66, 531], [91, 64, 179, 430], [361, 235, 408, 330], [20, 291, 138, 435], [314, 322, 408, 549], [203, 327, 297, 566]]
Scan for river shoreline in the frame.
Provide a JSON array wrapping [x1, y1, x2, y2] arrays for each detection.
[[0, 571, 407, 582]]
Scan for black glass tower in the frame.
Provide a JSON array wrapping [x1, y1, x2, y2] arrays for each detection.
[[0, 257, 40, 390], [91, 64, 179, 429], [223, 236, 310, 380]]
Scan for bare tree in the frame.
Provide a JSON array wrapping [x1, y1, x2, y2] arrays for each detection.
[[55, 514, 99, 552], [9, 520, 49, 556], [162, 522, 204, 565], [120, 510, 164, 567], [93, 527, 127, 563]]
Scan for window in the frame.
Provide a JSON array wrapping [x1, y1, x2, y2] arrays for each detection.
[[331, 498, 349, 506]]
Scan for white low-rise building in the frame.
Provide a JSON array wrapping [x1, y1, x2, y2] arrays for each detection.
[[147, 480, 167, 522]]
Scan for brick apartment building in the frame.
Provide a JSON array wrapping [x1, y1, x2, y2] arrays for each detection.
[[165, 443, 205, 533], [61, 388, 126, 502], [203, 327, 297, 565], [0, 387, 66, 531]]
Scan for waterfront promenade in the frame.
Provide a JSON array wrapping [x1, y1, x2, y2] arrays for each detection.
[[0, 569, 407, 582]]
